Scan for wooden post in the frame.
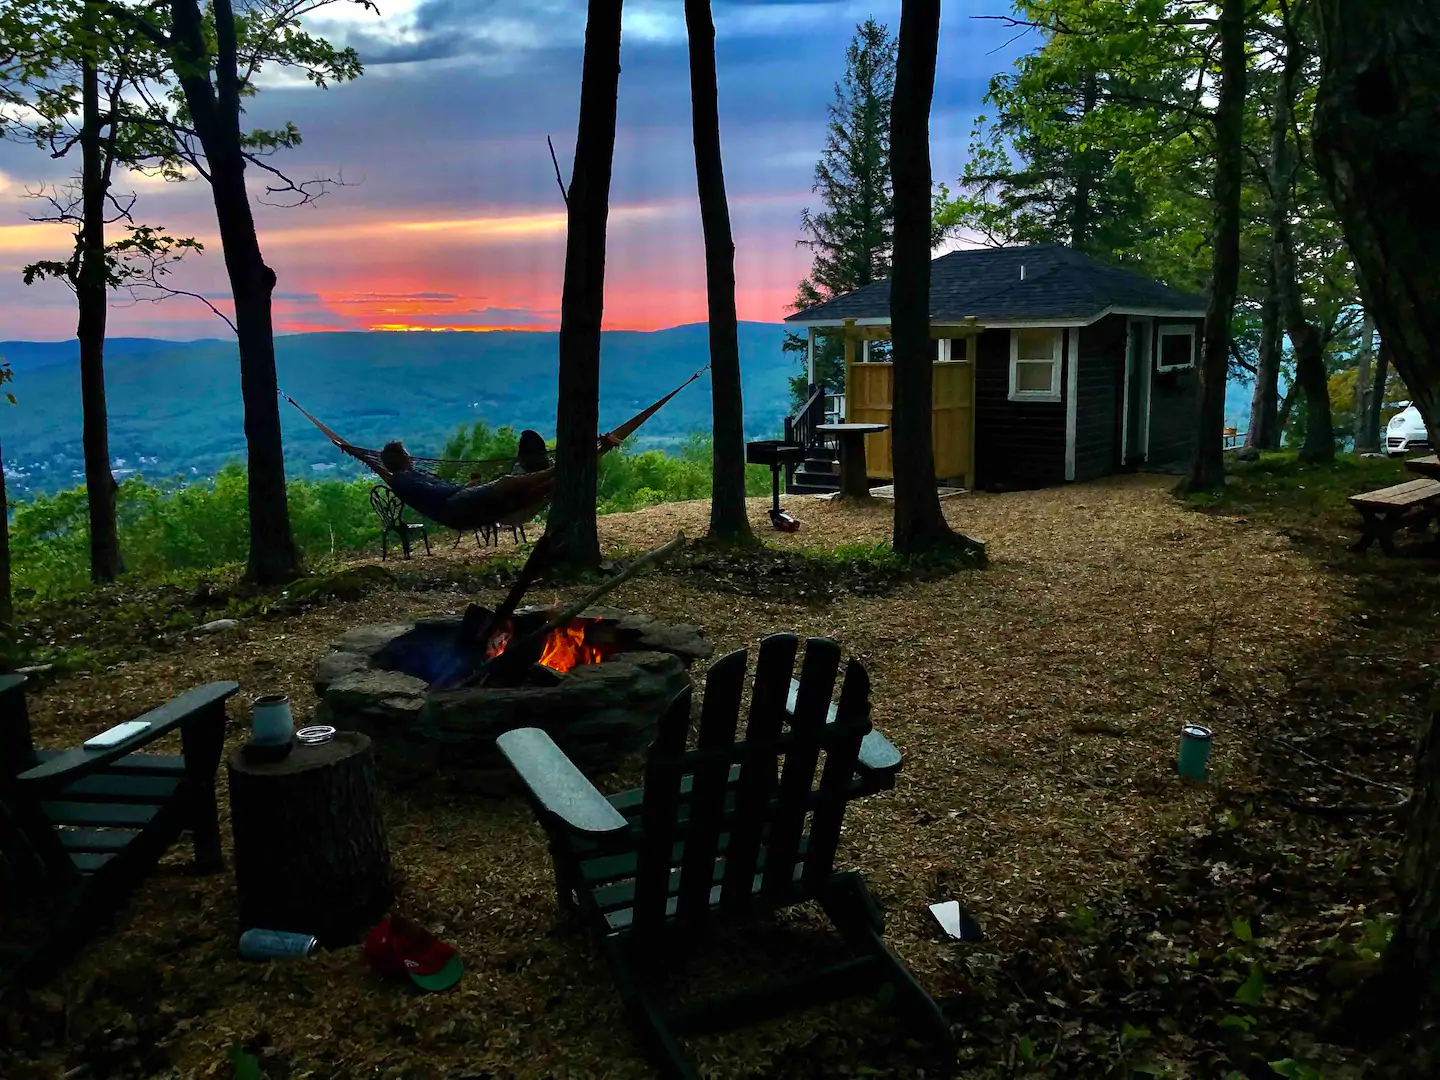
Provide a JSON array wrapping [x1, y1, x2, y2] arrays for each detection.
[[843, 319, 856, 422]]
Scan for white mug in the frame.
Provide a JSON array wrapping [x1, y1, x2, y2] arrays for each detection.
[[251, 694, 294, 746]]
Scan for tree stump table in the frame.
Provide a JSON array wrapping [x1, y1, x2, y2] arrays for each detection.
[[227, 731, 393, 946], [816, 422, 888, 500]]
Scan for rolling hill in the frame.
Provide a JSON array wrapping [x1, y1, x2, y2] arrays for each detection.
[[1, 323, 1257, 499], [0, 323, 800, 498]]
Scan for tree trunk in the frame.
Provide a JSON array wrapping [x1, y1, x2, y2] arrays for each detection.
[[1313, 0, 1440, 445], [1353, 313, 1375, 450], [77, 27, 122, 583], [1279, 240, 1335, 462], [227, 732, 393, 946], [1269, 15, 1334, 464], [889, 0, 954, 554], [169, 0, 299, 586], [1385, 695, 1440, 1017], [0, 434, 12, 649], [1363, 337, 1390, 451], [1312, 0, 1440, 1037], [546, 0, 623, 571], [1184, 0, 1246, 493], [685, 0, 753, 545], [1245, 267, 1284, 451]]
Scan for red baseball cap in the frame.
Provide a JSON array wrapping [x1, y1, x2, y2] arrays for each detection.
[[363, 916, 463, 992]]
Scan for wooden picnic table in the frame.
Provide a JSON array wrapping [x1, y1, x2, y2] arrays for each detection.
[[1404, 454, 1440, 481], [1348, 476, 1440, 555], [815, 422, 887, 500]]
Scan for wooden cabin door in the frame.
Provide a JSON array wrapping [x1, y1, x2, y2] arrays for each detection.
[[1123, 320, 1152, 464]]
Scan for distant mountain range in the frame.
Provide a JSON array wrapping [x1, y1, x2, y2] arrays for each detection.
[[0, 322, 1255, 499], [0, 323, 800, 498]]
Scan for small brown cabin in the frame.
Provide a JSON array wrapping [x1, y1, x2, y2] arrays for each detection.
[[783, 244, 1207, 492]]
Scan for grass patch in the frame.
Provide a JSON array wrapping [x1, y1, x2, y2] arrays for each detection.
[[1184, 451, 1411, 529]]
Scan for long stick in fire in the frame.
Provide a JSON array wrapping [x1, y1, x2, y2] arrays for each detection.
[[471, 531, 687, 686]]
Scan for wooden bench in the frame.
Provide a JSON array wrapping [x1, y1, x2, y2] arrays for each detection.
[[1348, 478, 1440, 554]]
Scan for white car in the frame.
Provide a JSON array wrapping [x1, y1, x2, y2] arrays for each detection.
[[1386, 403, 1432, 457]]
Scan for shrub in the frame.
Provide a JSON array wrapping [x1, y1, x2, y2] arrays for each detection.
[[8, 430, 774, 601]]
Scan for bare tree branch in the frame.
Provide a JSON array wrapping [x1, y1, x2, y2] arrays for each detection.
[[547, 135, 568, 208]]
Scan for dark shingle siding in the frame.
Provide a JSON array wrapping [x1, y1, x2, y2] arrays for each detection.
[[973, 328, 1066, 490], [787, 244, 1206, 324], [1074, 315, 1127, 481]]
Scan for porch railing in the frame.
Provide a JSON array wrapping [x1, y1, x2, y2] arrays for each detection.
[[785, 385, 827, 452]]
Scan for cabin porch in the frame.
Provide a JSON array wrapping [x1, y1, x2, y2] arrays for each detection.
[[780, 319, 981, 495]]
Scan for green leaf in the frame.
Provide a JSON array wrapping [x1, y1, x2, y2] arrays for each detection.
[[1269, 1059, 1324, 1080], [228, 1045, 261, 1080], [1120, 1021, 1151, 1045], [1233, 963, 1267, 1007], [1233, 917, 1253, 942], [1018, 1034, 1035, 1061], [1217, 1014, 1255, 1032]]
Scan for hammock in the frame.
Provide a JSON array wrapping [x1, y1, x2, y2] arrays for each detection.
[[281, 366, 707, 533]]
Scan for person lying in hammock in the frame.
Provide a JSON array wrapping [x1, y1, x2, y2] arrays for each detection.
[[376, 430, 622, 533]]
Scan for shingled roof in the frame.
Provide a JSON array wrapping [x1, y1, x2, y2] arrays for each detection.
[[785, 243, 1207, 324]]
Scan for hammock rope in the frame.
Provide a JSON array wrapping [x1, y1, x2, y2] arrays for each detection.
[[279, 365, 708, 532]]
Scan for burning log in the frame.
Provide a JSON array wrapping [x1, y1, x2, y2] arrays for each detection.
[[467, 531, 687, 688], [456, 533, 555, 654]]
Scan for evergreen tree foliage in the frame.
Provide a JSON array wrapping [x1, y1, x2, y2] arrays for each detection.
[[783, 18, 897, 405]]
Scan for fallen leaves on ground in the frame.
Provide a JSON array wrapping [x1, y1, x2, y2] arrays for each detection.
[[3, 475, 1433, 1079]]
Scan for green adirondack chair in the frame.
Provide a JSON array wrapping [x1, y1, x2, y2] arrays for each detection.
[[497, 633, 953, 1079], [0, 673, 238, 989]]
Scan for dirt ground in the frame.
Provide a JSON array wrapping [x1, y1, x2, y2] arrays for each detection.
[[4, 475, 1417, 1079]]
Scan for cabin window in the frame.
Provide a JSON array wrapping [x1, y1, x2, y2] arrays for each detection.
[[1009, 328, 1063, 402], [862, 339, 893, 363], [1157, 324, 1196, 371]]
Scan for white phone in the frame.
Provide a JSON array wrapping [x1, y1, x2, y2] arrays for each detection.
[[83, 720, 150, 749]]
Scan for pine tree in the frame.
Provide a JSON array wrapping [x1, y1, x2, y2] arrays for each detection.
[[783, 18, 897, 405]]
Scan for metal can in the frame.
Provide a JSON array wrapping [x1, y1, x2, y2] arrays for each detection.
[[1177, 723, 1214, 781], [238, 928, 319, 960]]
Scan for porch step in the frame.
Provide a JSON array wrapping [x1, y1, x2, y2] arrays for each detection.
[[787, 463, 841, 495], [786, 479, 841, 496]]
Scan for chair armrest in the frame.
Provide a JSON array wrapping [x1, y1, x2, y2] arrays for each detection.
[[16, 682, 239, 792], [786, 678, 902, 785], [496, 727, 628, 836]]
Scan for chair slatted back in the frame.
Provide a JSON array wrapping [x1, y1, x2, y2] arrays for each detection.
[[627, 634, 872, 940], [802, 661, 871, 890], [675, 649, 746, 921], [632, 684, 693, 937], [720, 633, 798, 913], [760, 639, 841, 895]]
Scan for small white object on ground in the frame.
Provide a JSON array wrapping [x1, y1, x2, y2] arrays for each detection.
[[930, 900, 965, 939], [197, 618, 240, 634]]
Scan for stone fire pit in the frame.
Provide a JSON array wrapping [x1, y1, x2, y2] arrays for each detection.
[[312, 606, 712, 791]]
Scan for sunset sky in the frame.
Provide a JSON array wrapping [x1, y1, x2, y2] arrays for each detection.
[[0, 1, 1034, 340]]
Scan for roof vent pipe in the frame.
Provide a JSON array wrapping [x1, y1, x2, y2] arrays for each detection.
[[1020, 263, 1026, 281]]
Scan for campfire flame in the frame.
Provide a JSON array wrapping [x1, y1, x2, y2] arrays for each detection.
[[537, 618, 612, 673], [485, 616, 613, 674]]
